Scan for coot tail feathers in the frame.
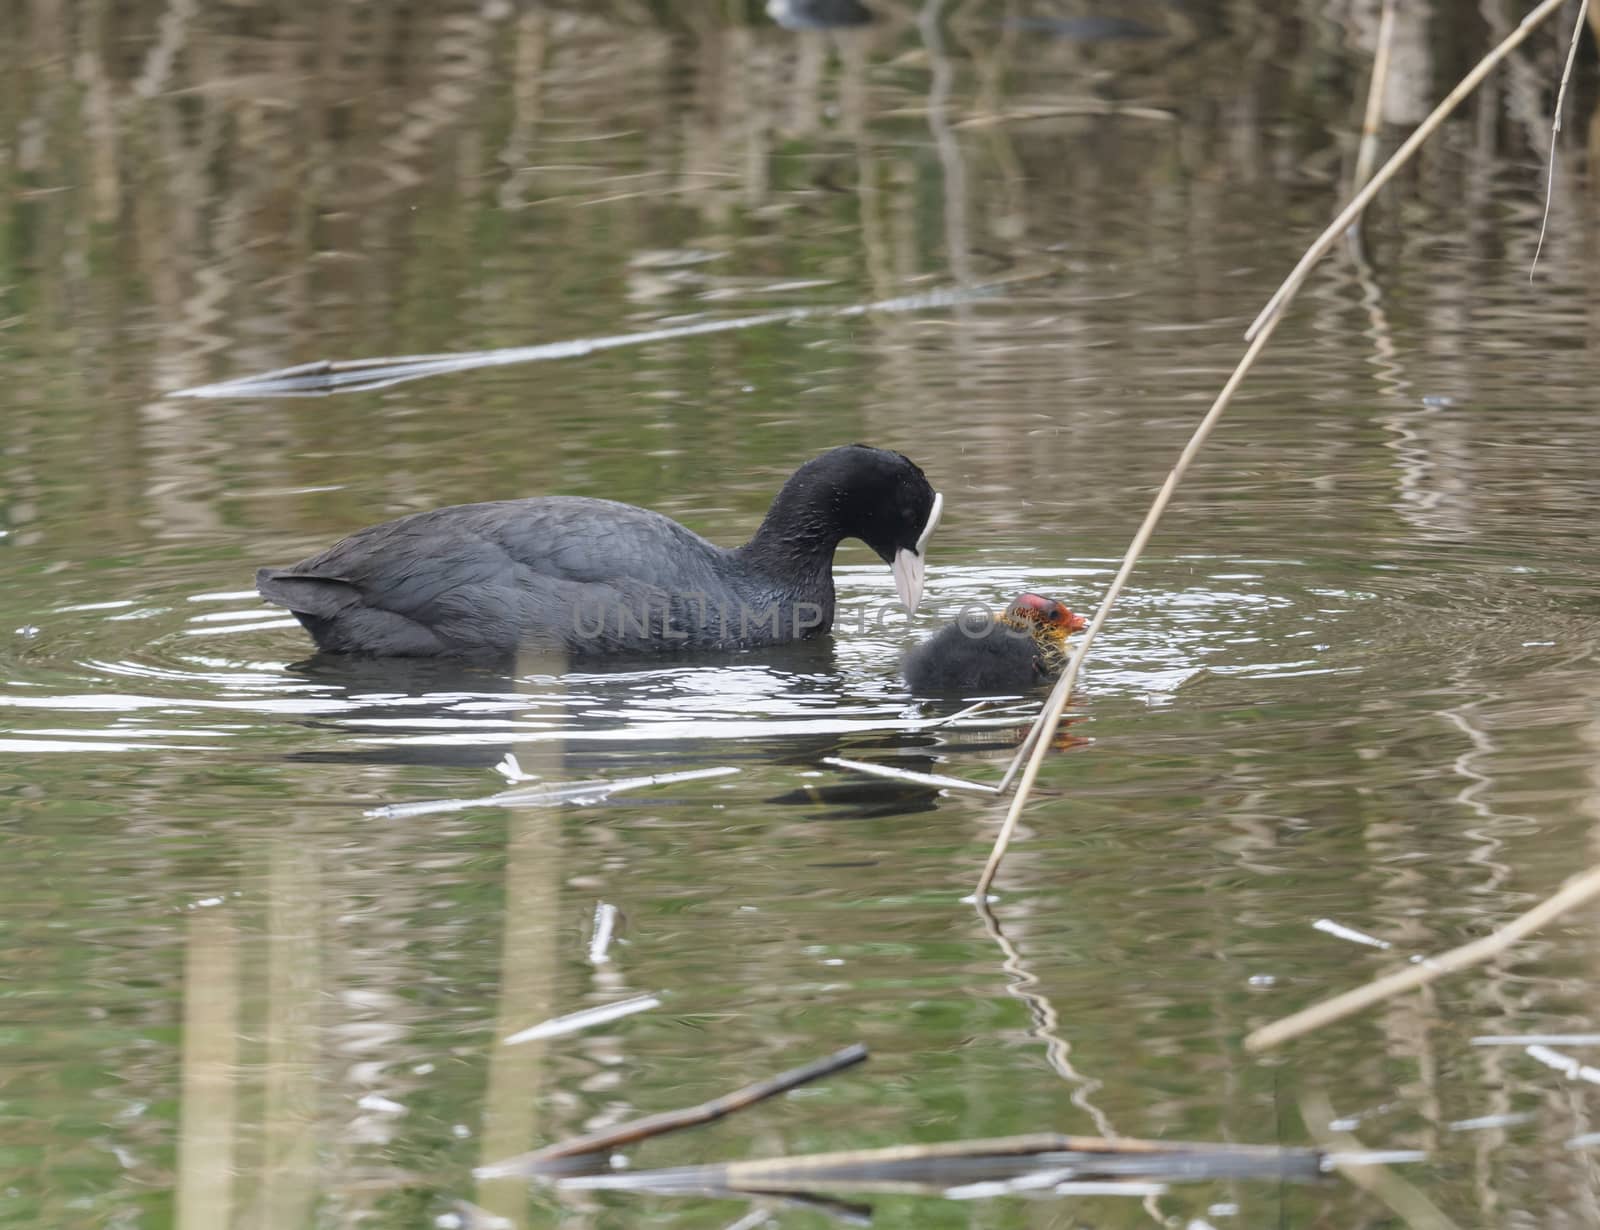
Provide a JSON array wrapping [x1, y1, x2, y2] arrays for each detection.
[[255, 568, 360, 618], [260, 568, 455, 655]]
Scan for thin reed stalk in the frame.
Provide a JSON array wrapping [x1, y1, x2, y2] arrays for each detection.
[[978, 0, 1575, 898], [1531, 0, 1589, 276], [1349, 0, 1398, 206]]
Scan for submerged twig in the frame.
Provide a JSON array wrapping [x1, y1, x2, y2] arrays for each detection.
[[1531, 0, 1589, 278], [943, 1175, 1163, 1199], [1247, 863, 1600, 1051], [168, 272, 1052, 398], [445, 1199, 514, 1230], [928, 699, 991, 728], [978, 0, 1575, 898], [952, 102, 1177, 127], [476, 1043, 868, 1176], [588, 901, 619, 966], [1313, 917, 1392, 950]]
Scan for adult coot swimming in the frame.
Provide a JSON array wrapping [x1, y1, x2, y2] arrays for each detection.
[[903, 592, 1086, 695], [256, 445, 941, 659]]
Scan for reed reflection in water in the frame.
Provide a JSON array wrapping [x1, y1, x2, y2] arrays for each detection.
[[8, 1, 1600, 1226]]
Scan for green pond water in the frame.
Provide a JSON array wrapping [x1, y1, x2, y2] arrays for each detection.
[[6, 2, 1600, 1226]]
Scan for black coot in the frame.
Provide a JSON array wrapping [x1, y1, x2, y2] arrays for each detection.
[[903, 593, 1086, 695], [256, 445, 941, 659]]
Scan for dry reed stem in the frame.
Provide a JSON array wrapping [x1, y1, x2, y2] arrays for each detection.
[[1246, 864, 1600, 1052], [1350, 0, 1398, 202], [977, 314, 1287, 897], [1247, 0, 1572, 339], [995, 693, 1046, 794], [980, 0, 1574, 898], [1531, 0, 1590, 277]]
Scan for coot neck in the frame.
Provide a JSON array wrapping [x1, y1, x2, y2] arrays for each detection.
[[735, 465, 849, 582]]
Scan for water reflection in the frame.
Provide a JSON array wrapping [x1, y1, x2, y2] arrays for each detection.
[[0, 563, 1342, 764], [8, 1, 1600, 1226], [767, 0, 876, 33]]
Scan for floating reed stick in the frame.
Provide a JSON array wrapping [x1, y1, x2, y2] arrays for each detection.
[[552, 1132, 1325, 1196], [821, 756, 1000, 794], [365, 765, 740, 820]]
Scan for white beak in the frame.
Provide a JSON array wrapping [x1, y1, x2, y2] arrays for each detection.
[[892, 547, 925, 614], [891, 491, 942, 614], [916, 491, 943, 556]]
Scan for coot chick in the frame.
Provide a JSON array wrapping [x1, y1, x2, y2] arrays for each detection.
[[256, 445, 941, 659], [903, 593, 1087, 696]]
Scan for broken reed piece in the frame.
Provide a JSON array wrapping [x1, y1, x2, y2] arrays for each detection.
[[475, 1042, 868, 1178], [552, 1132, 1327, 1196]]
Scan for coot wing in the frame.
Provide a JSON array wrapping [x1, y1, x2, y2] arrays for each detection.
[[258, 496, 727, 656]]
